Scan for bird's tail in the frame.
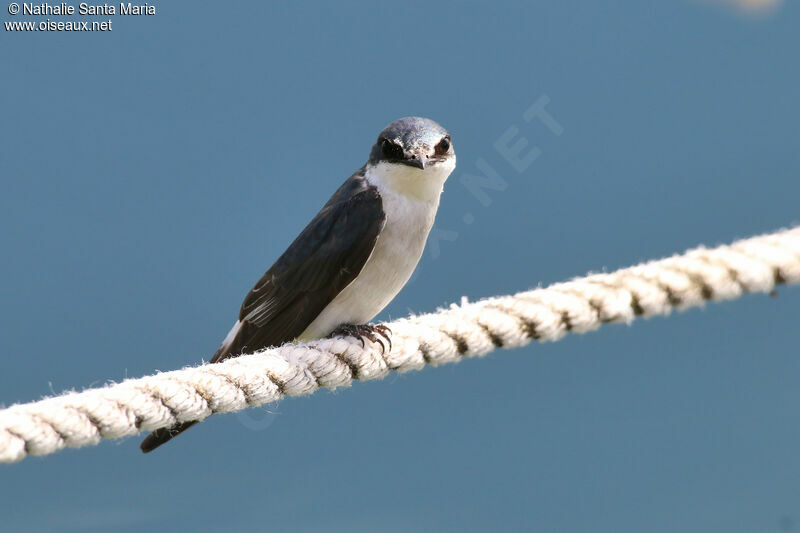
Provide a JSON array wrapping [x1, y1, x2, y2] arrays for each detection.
[[140, 331, 241, 453], [140, 420, 199, 453]]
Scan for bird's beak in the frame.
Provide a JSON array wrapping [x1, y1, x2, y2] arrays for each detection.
[[403, 152, 426, 170]]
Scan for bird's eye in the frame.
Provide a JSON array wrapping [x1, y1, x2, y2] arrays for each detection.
[[381, 138, 403, 159], [435, 136, 451, 156]]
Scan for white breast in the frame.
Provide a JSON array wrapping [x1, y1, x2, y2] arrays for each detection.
[[299, 159, 454, 340]]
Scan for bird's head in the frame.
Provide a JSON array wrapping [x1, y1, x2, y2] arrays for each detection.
[[366, 117, 456, 199]]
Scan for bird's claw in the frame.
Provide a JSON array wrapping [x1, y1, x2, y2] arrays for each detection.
[[329, 323, 392, 353]]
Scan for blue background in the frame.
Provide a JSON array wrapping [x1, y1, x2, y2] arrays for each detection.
[[2, 1, 799, 531]]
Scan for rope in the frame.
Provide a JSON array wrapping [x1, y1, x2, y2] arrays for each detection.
[[1, 227, 799, 464]]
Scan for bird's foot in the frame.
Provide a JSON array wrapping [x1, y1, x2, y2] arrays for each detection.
[[329, 323, 392, 353]]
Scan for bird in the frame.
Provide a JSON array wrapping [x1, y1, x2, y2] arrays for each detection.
[[140, 117, 456, 452]]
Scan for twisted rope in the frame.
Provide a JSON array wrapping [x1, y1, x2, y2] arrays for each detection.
[[2, 227, 799, 463]]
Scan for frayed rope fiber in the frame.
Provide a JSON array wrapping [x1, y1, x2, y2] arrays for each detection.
[[1, 227, 799, 463]]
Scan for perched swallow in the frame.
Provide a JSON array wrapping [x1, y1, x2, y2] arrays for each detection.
[[141, 117, 456, 452]]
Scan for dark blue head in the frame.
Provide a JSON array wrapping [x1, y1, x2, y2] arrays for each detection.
[[368, 117, 453, 170]]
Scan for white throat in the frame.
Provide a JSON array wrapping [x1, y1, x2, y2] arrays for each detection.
[[364, 159, 455, 201]]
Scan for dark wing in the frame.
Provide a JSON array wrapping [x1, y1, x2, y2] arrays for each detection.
[[141, 172, 384, 453], [211, 171, 385, 363]]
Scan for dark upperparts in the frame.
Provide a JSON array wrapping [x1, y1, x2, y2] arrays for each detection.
[[216, 171, 386, 362]]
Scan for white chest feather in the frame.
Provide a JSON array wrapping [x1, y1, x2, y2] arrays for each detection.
[[299, 160, 454, 339]]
